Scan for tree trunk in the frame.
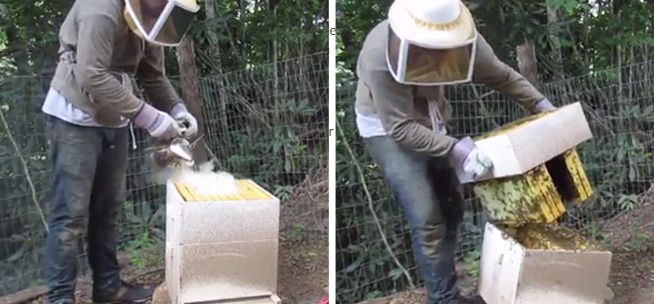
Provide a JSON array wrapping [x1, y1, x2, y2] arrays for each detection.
[[516, 40, 539, 116], [204, 0, 230, 146], [516, 41, 539, 88], [176, 36, 210, 163], [269, 0, 280, 123], [204, 0, 220, 46], [547, 5, 564, 80]]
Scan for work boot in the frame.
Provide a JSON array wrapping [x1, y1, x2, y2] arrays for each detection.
[[92, 280, 155, 303]]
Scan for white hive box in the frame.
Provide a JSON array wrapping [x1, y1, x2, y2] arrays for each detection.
[[165, 179, 281, 304], [478, 222, 612, 304], [455, 102, 593, 184]]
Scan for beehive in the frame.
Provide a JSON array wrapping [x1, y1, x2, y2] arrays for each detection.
[[469, 102, 612, 302], [472, 148, 593, 225], [454, 102, 593, 184], [165, 179, 282, 304], [459, 102, 594, 225], [478, 222, 612, 304]]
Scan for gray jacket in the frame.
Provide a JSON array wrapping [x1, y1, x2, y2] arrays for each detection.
[[50, 0, 181, 127]]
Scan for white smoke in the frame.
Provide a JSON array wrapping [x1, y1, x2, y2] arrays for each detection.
[[152, 159, 239, 196], [170, 160, 239, 196]]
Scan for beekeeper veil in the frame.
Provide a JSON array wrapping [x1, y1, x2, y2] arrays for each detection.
[[124, 0, 200, 46], [386, 0, 478, 86]]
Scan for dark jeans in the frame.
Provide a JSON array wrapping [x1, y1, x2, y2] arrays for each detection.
[[363, 136, 464, 304], [44, 115, 129, 302]]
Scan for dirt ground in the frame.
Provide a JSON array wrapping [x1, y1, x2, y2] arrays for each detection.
[[603, 185, 654, 304], [27, 169, 329, 304], [277, 239, 329, 303], [608, 246, 654, 304], [356, 186, 654, 304], [276, 167, 329, 303]]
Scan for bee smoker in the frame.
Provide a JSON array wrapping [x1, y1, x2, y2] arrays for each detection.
[[149, 118, 197, 168], [151, 137, 195, 168]]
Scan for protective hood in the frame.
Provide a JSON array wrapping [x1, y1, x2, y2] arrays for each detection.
[[386, 0, 478, 86], [124, 0, 200, 46]]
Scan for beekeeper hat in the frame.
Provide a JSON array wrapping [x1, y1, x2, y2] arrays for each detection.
[[124, 0, 200, 47], [385, 0, 478, 85], [388, 0, 476, 48]]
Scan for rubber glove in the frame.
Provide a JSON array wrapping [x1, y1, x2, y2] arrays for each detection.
[[133, 103, 182, 140], [532, 98, 556, 114], [170, 103, 198, 138], [450, 136, 494, 181]]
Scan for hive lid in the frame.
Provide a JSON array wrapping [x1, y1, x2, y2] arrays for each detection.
[[174, 179, 274, 202], [456, 102, 593, 184]]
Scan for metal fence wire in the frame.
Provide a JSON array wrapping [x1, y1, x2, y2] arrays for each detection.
[[0, 51, 328, 297], [335, 60, 654, 303]]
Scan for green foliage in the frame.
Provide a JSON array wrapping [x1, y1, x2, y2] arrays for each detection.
[[125, 232, 161, 270], [617, 194, 638, 211], [184, 0, 328, 76], [462, 249, 482, 277], [274, 185, 294, 202], [336, 0, 654, 80], [624, 233, 651, 252]]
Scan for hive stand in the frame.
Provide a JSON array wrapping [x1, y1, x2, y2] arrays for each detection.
[[165, 179, 282, 304]]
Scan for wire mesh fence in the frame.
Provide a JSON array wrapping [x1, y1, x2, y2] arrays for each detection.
[[0, 51, 328, 297], [335, 60, 654, 303]]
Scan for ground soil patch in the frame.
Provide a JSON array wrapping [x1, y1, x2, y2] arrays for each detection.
[[602, 185, 654, 304]]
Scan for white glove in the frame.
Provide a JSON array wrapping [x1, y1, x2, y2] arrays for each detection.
[[170, 103, 198, 138], [133, 103, 183, 141], [462, 147, 493, 180], [451, 136, 494, 181], [174, 111, 198, 138]]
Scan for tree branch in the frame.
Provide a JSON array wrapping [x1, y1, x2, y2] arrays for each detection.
[[0, 106, 48, 232], [335, 116, 415, 289]]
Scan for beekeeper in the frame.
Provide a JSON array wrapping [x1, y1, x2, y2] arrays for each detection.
[[354, 0, 555, 303], [41, 0, 199, 303]]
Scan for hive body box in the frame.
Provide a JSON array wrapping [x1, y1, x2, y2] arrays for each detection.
[[166, 179, 282, 304], [472, 148, 594, 225], [478, 222, 612, 304], [455, 102, 593, 184]]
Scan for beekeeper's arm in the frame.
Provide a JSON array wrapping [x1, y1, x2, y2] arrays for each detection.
[[472, 34, 555, 113], [136, 44, 181, 112], [137, 44, 199, 137], [365, 71, 490, 178]]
